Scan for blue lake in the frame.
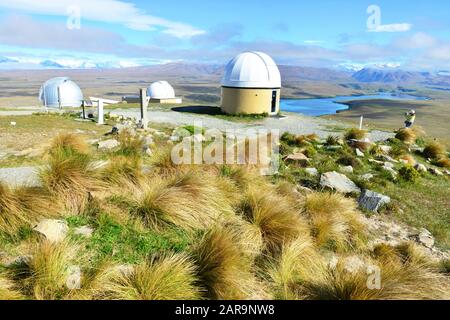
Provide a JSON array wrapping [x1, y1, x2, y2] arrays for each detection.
[[280, 92, 429, 116]]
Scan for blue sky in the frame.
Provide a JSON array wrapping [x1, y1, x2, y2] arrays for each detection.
[[0, 0, 449, 70]]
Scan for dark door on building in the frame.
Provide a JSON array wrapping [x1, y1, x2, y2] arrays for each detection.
[[271, 90, 277, 113]]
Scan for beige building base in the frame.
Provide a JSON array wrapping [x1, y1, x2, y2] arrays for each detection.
[[221, 87, 280, 115]]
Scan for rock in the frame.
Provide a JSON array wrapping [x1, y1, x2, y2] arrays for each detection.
[[382, 155, 399, 163], [368, 159, 384, 165], [410, 228, 435, 249], [383, 162, 395, 169], [428, 168, 443, 176], [355, 148, 365, 157], [339, 165, 354, 174], [382, 165, 398, 179], [360, 173, 374, 181], [379, 145, 392, 154], [444, 169, 450, 177], [0, 166, 42, 188], [297, 185, 314, 193], [33, 219, 68, 243], [285, 153, 310, 166], [74, 226, 94, 238], [144, 147, 153, 156], [304, 167, 319, 177], [358, 190, 391, 213], [98, 139, 120, 151], [169, 135, 181, 142], [414, 163, 427, 173], [320, 171, 361, 194], [10, 121, 16, 126]]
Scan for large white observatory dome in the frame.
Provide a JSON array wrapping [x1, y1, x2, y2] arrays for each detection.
[[39, 77, 83, 108], [221, 51, 281, 89], [147, 81, 176, 99]]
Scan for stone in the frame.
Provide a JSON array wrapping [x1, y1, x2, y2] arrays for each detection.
[[382, 165, 398, 179], [304, 167, 319, 177], [74, 226, 94, 238], [320, 171, 361, 194], [340, 165, 354, 174], [381, 155, 399, 163], [285, 153, 310, 166], [428, 168, 443, 176], [33, 219, 68, 243], [444, 169, 450, 176], [98, 139, 120, 151], [10, 121, 16, 126], [368, 159, 384, 165], [410, 228, 435, 249], [355, 148, 365, 157], [358, 189, 391, 213], [360, 173, 374, 181], [383, 162, 395, 169], [379, 145, 392, 154], [414, 163, 427, 173]]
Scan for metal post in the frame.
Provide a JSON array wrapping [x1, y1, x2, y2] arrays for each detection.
[[82, 101, 86, 119], [98, 100, 104, 125], [359, 116, 364, 130], [140, 88, 148, 130], [57, 85, 62, 110]]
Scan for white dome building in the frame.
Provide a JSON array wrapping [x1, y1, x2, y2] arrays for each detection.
[[147, 81, 175, 99], [221, 51, 281, 115], [39, 77, 83, 108]]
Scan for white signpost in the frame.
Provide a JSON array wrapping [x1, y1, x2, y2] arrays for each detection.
[[89, 97, 120, 125], [140, 88, 149, 130]]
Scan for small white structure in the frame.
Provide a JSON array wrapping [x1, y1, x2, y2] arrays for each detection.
[[39, 77, 83, 109], [89, 97, 120, 125], [147, 81, 182, 104]]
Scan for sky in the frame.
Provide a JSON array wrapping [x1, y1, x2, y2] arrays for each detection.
[[0, 0, 450, 71]]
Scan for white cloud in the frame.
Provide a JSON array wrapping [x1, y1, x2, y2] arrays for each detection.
[[369, 23, 412, 33], [303, 40, 324, 45], [0, 0, 205, 38]]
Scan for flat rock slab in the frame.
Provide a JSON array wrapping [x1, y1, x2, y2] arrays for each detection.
[[0, 166, 41, 188], [358, 189, 391, 213], [33, 219, 68, 243], [320, 171, 361, 194]]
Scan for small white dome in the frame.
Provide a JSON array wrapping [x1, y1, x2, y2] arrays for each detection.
[[147, 81, 175, 99], [221, 51, 281, 88], [39, 77, 83, 108]]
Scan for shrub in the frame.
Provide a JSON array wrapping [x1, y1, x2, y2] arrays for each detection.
[[344, 128, 366, 141], [395, 128, 416, 144], [49, 133, 90, 156], [103, 253, 202, 300], [398, 166, 420, 182], [423, 141, 446, 159]]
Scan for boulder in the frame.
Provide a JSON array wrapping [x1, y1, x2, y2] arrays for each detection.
[[382, 165, 397, 179], [410, 228, 435, 248], [428, 168, 443, 176], [414, 163, 427, 173], [285, 153, 310, 166], [74, 226, 94, 238], [320, 171, 361, 194], [358, 190, 391, 213], [360, 173, 374, 181], [383, 162, 395, 169], [33, 219, 68, 243], [355, 148, 365, 157], [339, 165, 354, 174], [305, 167, 319, 177], [379, 145, 392, 154], [98, 139, 120, 151]]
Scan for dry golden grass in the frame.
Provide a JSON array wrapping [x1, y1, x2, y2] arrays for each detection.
[[116, 130, 145, 157], [423, 141, 446, 159], [0, 274, 24, 300], [101, 155, 143, 186], [101, 253, 202, 300], [49, 133, 90, 156], [303, 192, 366, 251], [345, 128, 367, 141], [399, 154, 416, 166], [191, 226, 261, 300], [128, 170, 234, 231], [8, 241, 79, 300], [239, 185, 310, 255], [0, 183, 53, 236], [395, 128, 416, 144], [434, 157, 450, 168]]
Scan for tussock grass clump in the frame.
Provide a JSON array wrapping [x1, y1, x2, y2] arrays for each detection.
[[303, 192, 366, 251], [49, 133, 90, 156], [434, 157, 450, 168], [102, 155, 143, 186], [325, 135, 341, 146], [9, 241, 78, 300], [103, 253, 202, 300], [116, 130, 144, 157], [399, 154, 416, 166], [128, 170, 234, 231], [395, 128, 416, 144], [239, 186, 309, 254], [344, 128, 366, 141], [191, 226, 260, 299], [0, 275, 24, 300], [423, 141, 446, 159], [268, 237, 327, 300], [40, 148, 102, 214], [0, 183, 52, 236], [337, 153, 361, 168]]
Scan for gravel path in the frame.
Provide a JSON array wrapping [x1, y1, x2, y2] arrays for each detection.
[[113, 109, 394, 142], [0, 166, 42, 188]]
